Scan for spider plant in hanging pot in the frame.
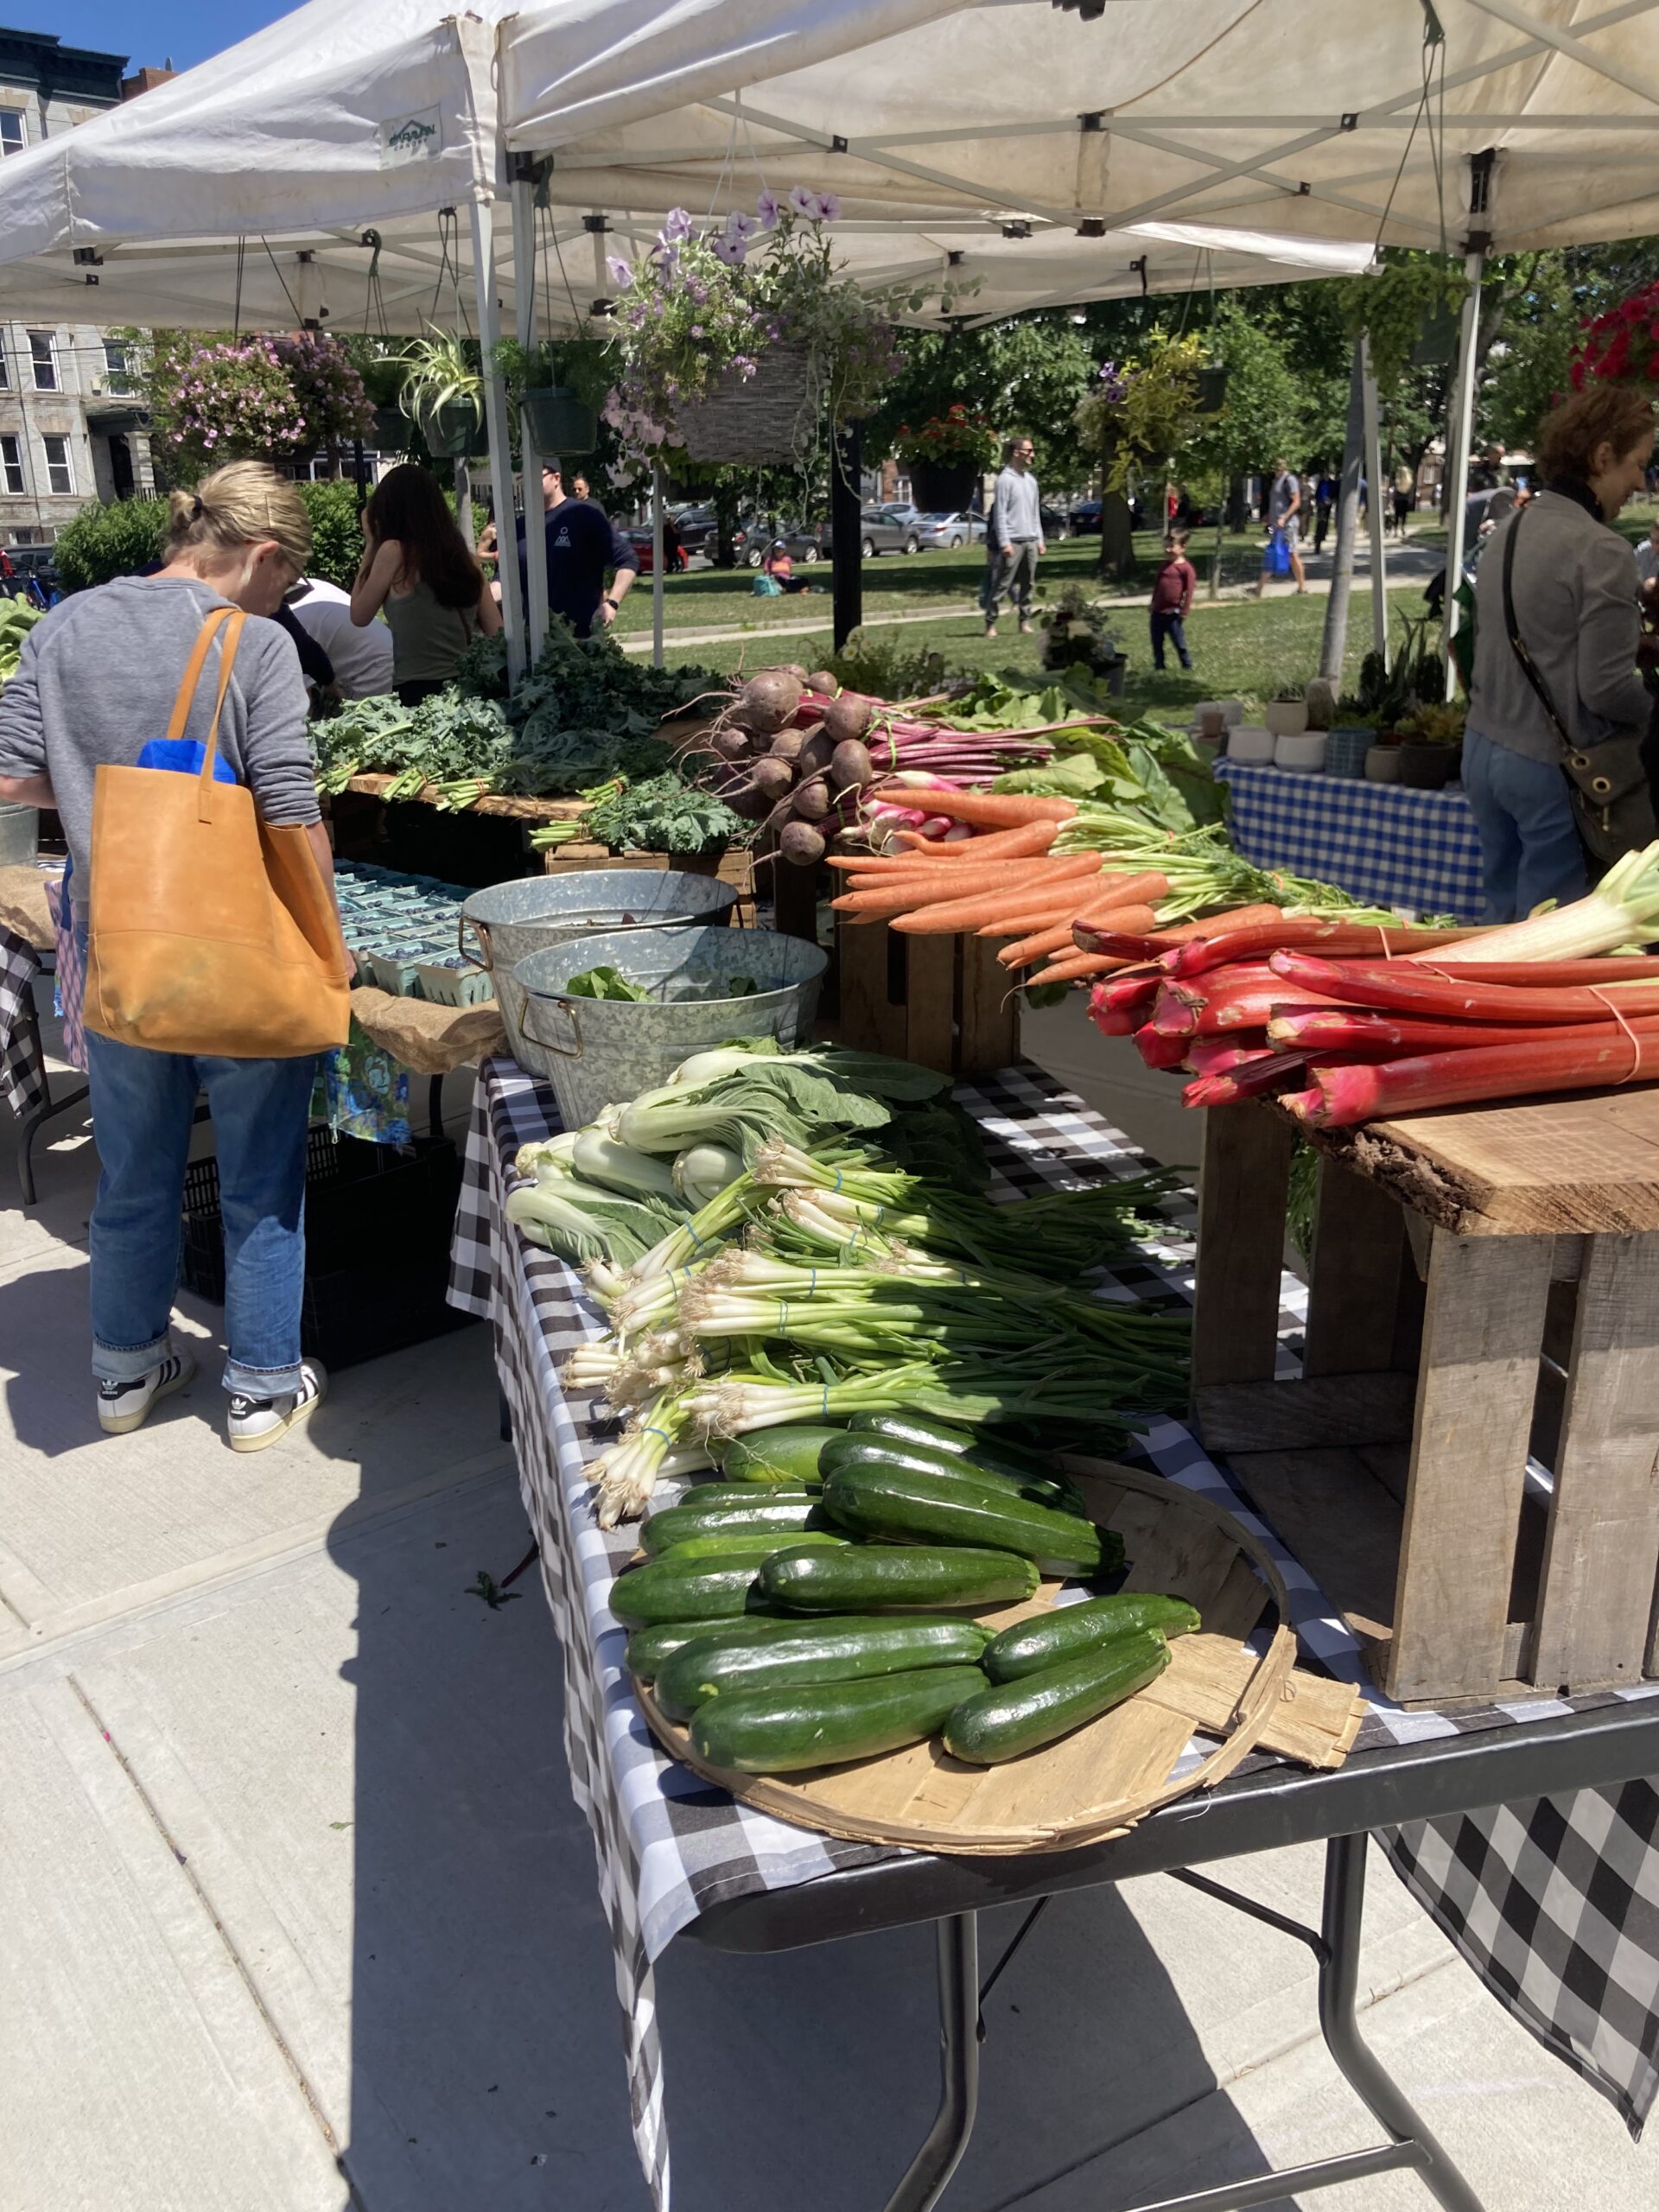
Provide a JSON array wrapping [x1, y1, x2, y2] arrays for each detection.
[[397, 327, 486, 458], [490, 338, 607, 458]]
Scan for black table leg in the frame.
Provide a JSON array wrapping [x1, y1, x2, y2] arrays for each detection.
[[428, 1072, 445, 1139], [881, 1913, 980, 2212], [1318, 1833, 1488, 2212]]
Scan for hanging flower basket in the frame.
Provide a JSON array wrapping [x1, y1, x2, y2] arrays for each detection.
[[372, 406, 410, 454], [1412, 307, 1460, 367], [677, 341, 821, 466], [907, 459, 981, 512], [1194, 365, 1230, 415], [521, 386, 598, 458], [416, 397, 484, 459]]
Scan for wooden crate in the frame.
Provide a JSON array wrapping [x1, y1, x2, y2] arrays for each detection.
[[834, 913, 1019, 1077], [1190, 1092, 1659, 1707], [540, 842, 756, 926]]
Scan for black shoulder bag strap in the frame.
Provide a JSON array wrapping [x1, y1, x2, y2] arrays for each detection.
[[1499, 505, 1573, 751]]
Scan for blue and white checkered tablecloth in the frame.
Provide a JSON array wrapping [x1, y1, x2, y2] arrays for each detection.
[[1215, 759, 1485, 920]]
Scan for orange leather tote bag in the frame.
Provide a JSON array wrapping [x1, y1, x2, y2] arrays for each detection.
[[84, 605, 351, 1058]]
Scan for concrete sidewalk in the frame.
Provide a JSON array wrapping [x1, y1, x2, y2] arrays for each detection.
[[1, 987, 1650, 2212]]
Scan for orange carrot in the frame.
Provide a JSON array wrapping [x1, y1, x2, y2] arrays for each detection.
[[1031, 950, 1125, 985], [892, 820, 1059, 861], [978, 873, 1169, 944], [833, 856, 1103, 920], [890, 874, 1139, 936], [868, 785, 1077, 830], [1001, 902, 1161, 969]]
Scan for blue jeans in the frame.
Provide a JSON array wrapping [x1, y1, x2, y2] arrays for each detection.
[[1150, 610, 1192, 670], [1460, 728, 1587, 924], [84, 1014, 315, 1398]]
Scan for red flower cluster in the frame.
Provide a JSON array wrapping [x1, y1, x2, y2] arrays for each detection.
[[894, 404, 998, 464], [1570, 279, 1659, 391]]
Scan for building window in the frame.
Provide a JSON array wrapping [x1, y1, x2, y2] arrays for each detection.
[[42, 435, 73, 497], [0, 338, 8, 389], [28, 332, 56, 391], [0, 435, 23, 495], [102, 340, 132, 395], [0, 112, 23, 157]]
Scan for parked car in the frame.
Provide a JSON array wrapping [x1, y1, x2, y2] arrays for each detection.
[[856, 506, 924, 556], [671, 506, 762, 565], [914, 512, 987, 550], [1069, 499, 1103, 536], [3, 545, 60, 602], [1039, 505, 1071, 543], [623, 527, 689, 575]]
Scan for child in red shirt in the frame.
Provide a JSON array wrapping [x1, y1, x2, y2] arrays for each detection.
[[1150, 531, 1196, 671]]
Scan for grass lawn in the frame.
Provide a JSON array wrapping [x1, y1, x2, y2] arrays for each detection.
[[671, 587, 1426, 719]]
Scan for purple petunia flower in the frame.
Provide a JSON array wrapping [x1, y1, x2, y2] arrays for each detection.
[[662, 207, 692, 243], [607, 256, 632, 287], [726, 210, 759, 243], [817, 193, 841, 222], [712, 234, 747, 267], [756, 189, 780, 230], [787, 185, 819, 219]]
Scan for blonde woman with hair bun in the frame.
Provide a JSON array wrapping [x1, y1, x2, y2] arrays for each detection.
[[0, 458, 349, 1453]]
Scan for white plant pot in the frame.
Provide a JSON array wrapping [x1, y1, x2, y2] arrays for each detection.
[[1217, 699, 1245, 727], [1264, 699, 1310, 738], [1274, 730, 1327, 772], [1364, 745, 1403, 784], [1227, 725, 1275, 764]]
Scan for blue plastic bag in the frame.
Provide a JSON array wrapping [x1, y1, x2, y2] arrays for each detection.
[[1267, 530, 1292, 577]]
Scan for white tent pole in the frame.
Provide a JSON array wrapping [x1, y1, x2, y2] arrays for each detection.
[[1360, 334, 1389, 673], [652, 463, 665, 669], [510, 169, 548, 665], [1442, 249, 1485, 690], [470, 195, 524, 688]]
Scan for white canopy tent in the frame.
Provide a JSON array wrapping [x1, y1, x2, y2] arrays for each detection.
[[500, 0, 1659, 253]]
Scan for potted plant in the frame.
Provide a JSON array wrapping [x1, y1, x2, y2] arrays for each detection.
[[601, 190, 916, 475], [1037, 582, 1125, 683], [492, 337, 609, 457], [894, 404, 998, 512], [397, 328, 485, 458], [360, 352, 412, 454], [1394, 703, 1466, 788], [1264, 685, 1310, 739], [1325, 705, 1379, 779], [1363, 731, 1402, 783]]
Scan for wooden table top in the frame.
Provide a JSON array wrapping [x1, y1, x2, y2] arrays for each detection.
[[1312, 1084, 1659, 1236]]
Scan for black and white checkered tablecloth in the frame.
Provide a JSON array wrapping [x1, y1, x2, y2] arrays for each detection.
[[0, 924, 47, 1121], [450, 1055, 1659, 2206]]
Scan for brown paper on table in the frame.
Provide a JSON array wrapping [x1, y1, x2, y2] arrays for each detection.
[[348, 984, 505, 1076], [0, 862, 57, 951]]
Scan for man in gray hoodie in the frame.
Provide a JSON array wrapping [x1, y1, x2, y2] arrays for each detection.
[[985, 435, 1046, 638]]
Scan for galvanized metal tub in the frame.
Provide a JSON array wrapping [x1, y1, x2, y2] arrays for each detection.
[[513, 924, 828, 1130], [460, 869, 739, 1067]]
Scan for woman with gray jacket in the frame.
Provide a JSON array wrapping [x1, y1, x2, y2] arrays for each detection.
[[1465, 386, 1654, 921]]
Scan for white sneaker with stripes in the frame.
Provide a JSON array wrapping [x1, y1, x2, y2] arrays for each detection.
[[227, 1361, 327, 1454], [97, 1349, 198, 1436]]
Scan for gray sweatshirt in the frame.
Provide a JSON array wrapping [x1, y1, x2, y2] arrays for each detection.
[[0, 574, 316, 893], [990, 465, 1042, 549], [1469, 491, 1649, 765]]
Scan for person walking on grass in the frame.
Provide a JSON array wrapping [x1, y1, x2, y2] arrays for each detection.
[[1150, 531, 1196, 671], [985, 434, 1045, 639], [1255, 458, 1306, 596]]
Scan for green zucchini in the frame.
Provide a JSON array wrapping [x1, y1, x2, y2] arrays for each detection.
[[849, 1411, 1076, 1494], [823, 1432, 1084, 1516], [626, 1615, 798, 1683], [655, 1616, 992, 1723], [652, 1530, 849, 1567], [983, 1594, 1201, 1681], [640, 1490, 820, 1556], [821, 1464, 1111, 1578], [720, 1426, 842, 1486], [760, 1542, 1039, 1613], [944, 1629, 1171, 1764], [690, 1664, 989, 1774], [610, 1551, 769, 1627]]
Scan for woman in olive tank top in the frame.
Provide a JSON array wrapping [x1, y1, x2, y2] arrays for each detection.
[[350, 464, 500, 704]]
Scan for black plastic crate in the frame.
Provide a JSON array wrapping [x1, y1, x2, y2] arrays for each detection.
[[179, 1128, 473, 1370]]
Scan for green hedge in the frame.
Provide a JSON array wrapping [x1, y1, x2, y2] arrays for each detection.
[[52, 478, 371, 594]]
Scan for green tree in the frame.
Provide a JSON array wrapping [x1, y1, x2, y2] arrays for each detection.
[[1190, 301, 1305, 493], [862, 317, 1096, 490]]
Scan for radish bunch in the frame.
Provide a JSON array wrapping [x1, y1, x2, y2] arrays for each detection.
[[696, 666, 1058, 867]]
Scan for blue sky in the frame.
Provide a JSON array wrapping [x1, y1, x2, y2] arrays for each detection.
[[14, 2, 289, 73]]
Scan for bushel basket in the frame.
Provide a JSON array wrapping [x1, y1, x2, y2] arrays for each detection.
[[677, 341, 821, 466]]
